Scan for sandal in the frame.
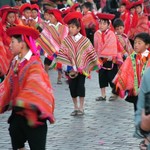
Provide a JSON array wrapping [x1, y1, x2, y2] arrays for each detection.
[[139, 140, 148, 150], [109, 95, 118, 101], [57, 79, 62, 84], [77, 110, 84, 115], [70, 110, 78, 116], [95, 96, 106, 101]]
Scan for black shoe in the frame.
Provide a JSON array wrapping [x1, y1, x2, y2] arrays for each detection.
[[95, 96, 106, 101]]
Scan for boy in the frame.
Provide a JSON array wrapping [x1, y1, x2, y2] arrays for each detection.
[[0, 6, 20, 82], [57, 12, 97, 116], [37, 9, 68, 84], [0, 25, 55, 150], [128, 0, 149, 41], [113, 18, 133, 60], [31, 4, 43, 24], [82, 2, 98, 44], [113, 32, 150, 112], [94, 13, 123, 101]]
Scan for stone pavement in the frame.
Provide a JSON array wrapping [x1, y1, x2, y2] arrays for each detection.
[[0, 69, 141, 150]]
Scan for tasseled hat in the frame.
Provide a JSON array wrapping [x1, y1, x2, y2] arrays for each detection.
[[96, 13, 115, 20], [20, 3, 31, 15], [63, 12, 86, 36], [0, 6, 19, 24], [48, 9, 64, 24], [6, 25, 40, 54]]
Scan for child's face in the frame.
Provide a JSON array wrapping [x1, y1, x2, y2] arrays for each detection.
[[44, 12, 50, 21], [82, 6, 89, 14], [23, 9, 31, 19], [130, 7, 135, 15], [99, 20, 109, 32], [7, 12, 16, 24], [115, 26, 124, 35], [134, 38, 149, 53], [9, 37, 22, 56], [135, 5, 142, 14], [32, 10, 38, 19], [120, 5, 126, 13], [68, 24, 80, 36], [49, 14, 57, 24]]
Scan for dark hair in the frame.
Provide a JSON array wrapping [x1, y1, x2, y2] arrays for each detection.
[[136, 4, 142, 8], [99, 19, 110, 25], [23, 7, 31, 12], [82, 2, 93, 11], [134, 33, 150, 44], [12, 34, 30, 48], [113, 18, 124, 28], [32, 8, 38, 12], [12, 34, 22, 42], [67, 18, 81, 28]]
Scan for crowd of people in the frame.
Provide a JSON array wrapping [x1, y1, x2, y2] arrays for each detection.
[[0, 0, 150, 150]]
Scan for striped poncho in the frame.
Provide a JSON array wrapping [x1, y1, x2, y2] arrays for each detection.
[[0, 55, 55, 126], [57, 35, 98, 77], [37, 23, 68, 57]]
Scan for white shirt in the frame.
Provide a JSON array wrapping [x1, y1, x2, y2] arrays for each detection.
[[71, 33, 82, 42]]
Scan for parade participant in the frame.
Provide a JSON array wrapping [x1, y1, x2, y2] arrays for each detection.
[[113, 32, 150, 112], [94, 13, 123, 101], [20, 3, 36, 27], [119, 0, 130, 34], [0, 6, 20, 82], [113, 18, 133, 60], [135, 67, 150, 150], [0, 25, 55, 150], [128, 0, 149, 42], [82, 2, 99, 44], [37, 9, 68, 84], [57, 12, 97, 116], [31, 4, 43, 24]]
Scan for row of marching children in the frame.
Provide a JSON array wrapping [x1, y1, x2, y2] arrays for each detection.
[[0, 1, 150, 150]]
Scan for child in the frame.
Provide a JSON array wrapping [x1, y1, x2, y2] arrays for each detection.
[[37, 9, 68, 84], [0, 6, 20, 82], [113, 32, 150, 112], [31, 4, 43, 24], [128, 0, 149, 42], [0, 25, 55, 150], [94, 13, 123, 101], [57, 12, 97, 116], [113, 18, 133, 60], [20, 3, 36, 27], [82, 2, 98, 44]]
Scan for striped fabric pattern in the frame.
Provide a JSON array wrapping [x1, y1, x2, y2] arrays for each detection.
[[0, 37, 11, 75], [57, 35, 98, 76], [0, 56, 55, 126], [37, 23, 68, 57]]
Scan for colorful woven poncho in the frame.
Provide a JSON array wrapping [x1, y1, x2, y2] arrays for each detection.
[[113, 52, 150, 98], [0, 55, 55, 126], [37, 23, 68, 59], [57, 35, 98, 77]]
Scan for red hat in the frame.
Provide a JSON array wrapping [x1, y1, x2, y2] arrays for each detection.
[[7, 25, 39, 39], [48, 9, 64, 24], [120, 0, 130, 6], [31, 4, 40, 11], [7, 25, 40, 54], [20, 3, 31, 15], [0, 6, 19, 24], [70, 3, 80, 12], [63, 11, 83, 24], [63, 12, 86, 36], [132, 0, 144, 7], [96, 13, 115, 20], [126, 2, 135, 10], [61, 7, 71, 16]]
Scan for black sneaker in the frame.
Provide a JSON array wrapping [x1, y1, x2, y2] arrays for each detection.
[[70, 110, 78, 116]]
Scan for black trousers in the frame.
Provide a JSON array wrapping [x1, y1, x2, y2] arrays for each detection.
[[98, 62, 118, 88], [9, 114, 47, 150], [69, 74, 86, 98]]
